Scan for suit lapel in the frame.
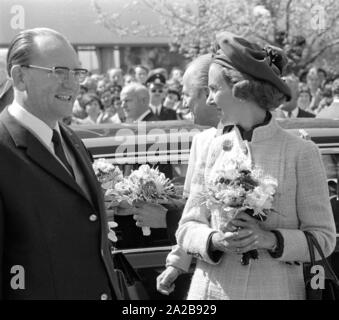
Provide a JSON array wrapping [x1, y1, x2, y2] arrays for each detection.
[[59, 124, 101, 211], [26, 133, 87, 197]]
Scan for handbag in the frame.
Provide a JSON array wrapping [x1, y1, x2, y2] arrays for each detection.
[[304, 231, 339, 300], [111, 251, 150, 300]]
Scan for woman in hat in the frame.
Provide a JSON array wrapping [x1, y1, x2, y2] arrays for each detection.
[[176, 31, 336, 300]]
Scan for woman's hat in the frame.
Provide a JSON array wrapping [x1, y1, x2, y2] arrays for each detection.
[[213, 31, 291, 101]]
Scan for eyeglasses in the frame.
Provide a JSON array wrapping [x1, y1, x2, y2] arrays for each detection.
[[21, 64, 88, 83], [151, 88, 164, 94]]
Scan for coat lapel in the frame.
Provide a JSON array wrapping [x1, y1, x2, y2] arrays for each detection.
[[59, 123, 101, 211], [26, 133, 87, 197]]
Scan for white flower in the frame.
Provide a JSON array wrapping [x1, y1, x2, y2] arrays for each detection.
[[93, 158, 123, 189], [245, 186, 274, 210], [261, 176, 278, 195]]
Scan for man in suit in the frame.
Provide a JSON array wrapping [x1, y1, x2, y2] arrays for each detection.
[[0, 28, 120, 300], [275, 74, 315, 118], [120, 82, 150, 122], [141, 70, 177, 121], [317, 78, 339, 119]]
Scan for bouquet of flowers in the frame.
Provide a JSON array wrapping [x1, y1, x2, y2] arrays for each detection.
[[106, 164, 178, 236], [204, 149, 278, 265], [93, 158, 123, 244], [93, 158, 124, 190]]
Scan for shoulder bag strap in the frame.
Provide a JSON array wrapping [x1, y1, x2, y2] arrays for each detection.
[[305, 231, 339, 284]]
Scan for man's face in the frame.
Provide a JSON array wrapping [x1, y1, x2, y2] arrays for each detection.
[[149, 83, 165, 106], [22, 35, 80, 124], [108, 70, 123, 86], [163, 92, 179, 109], [135, 67, 147, 84], [120, 88, 140, 121]]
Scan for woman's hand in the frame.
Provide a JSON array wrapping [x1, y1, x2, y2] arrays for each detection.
[[156, 266, 184, 295], [133, 201, 168, 228], [230, 212, 277, 251], [210, 229, 258, 254]]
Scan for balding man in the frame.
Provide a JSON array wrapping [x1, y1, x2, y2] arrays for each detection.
[[120, 82, 150, 122], [0, 28, 120, 300]]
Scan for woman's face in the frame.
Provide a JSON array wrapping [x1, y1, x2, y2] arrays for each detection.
[[101, 91, 112, 108], [206, 64, 238, 123], [307, 74, 320, 92], [97, 80, 106, 94], [85, 100, 101, 117]]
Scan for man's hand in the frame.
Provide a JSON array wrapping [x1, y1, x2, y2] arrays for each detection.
[[133, 201, 168, 228], [105, 197, 136, 216], [156, 266, 184, 295]]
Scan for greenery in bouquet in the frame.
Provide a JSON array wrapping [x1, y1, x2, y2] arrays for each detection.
[[205, 156, 278, 265]]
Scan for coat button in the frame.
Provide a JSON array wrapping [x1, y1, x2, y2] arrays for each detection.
[[100, 293, 109, 300], [89, 214, 98, 222]]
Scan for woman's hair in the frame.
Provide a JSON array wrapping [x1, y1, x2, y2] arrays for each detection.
[[80, 93, 104, 110], [216, 64, 286, 110], [184, 54, 212, 97]]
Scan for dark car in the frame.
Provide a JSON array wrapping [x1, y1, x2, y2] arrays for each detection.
[[72, 118, 339, 299]]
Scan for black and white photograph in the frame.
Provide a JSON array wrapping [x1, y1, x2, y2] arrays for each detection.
[[0, 0, 338, 304]]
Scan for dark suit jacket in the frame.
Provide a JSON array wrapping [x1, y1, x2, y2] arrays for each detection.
[[141, 106, 177, 121], [139, 106, 177, 179], [0, 108, 119, 300], [114, 199, 184, 249], [297, 108, 315, 118]]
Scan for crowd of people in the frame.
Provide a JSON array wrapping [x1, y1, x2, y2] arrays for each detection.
[[62, 62, 339, 126], [65, 64, 188, 126]]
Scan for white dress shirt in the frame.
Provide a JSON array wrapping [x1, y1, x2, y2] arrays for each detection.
[[149, 103, 162, 116], [282, 107, 299, 119]]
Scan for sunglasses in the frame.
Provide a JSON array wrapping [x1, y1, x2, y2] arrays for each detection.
[[151, 88, 163, 94]]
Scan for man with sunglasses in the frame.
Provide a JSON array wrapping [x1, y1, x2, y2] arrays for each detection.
[[142, 69, 177, 121], [0, 28, 118, 300]]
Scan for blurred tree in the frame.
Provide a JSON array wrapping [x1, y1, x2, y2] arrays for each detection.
[[92, 0, 339, 73]]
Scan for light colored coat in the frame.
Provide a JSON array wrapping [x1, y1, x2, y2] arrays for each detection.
[[176, 117, 336, 300], [166, 127, 219, 272]]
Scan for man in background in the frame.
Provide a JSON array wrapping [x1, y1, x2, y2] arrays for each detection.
[[120, 82, 150, 122], [143, 70, 177, 121], [276, 74, 315, 118], [317, 78, 339, 119]]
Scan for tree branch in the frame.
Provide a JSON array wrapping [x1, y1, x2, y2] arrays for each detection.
[[285, 0, 293, 38], [302, 38, 339, 67], [142, 0, 196, 26]]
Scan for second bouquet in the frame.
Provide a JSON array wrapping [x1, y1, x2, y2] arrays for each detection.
[[105, 164, 178, 236]]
